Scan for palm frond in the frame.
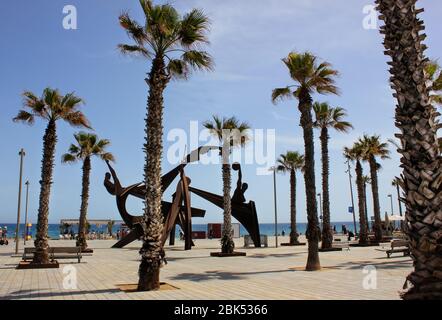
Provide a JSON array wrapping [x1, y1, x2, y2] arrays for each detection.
[[13, 110, 35, 124], [179, 8, 210, 47], [167, 59, 189, 79], [61, 153, 77, 164], [119, 12, 146, 45], [63, 111, 92, 129], [118, 44, 151, 58], [182, 50, 213, 71], [271, 87, 293, 104]]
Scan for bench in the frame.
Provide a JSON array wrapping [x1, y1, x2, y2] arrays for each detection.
[[332, 240, 350, 251], [23, 247, 82, 263], [244, 235, 268, 248], [386, 240, 410, 258]]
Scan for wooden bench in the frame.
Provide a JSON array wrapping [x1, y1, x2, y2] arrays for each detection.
[[22, 247, 82, 263], [386, 240, 410, 258]]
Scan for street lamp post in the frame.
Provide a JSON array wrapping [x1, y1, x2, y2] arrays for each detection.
[[15, 148, 25, 254], [388, 194, 394, 215], [345, 160, 358, 234], [24, 181, 30, 245], [271, 166, 278, 248]]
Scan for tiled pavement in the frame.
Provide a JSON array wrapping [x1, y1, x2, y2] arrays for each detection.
[[0, 236, 412, 300]]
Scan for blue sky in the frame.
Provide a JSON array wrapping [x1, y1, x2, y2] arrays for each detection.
[[0, 0, 441, 224]]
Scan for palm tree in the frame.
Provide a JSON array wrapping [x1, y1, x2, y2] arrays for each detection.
[[272, 51, 339, 271], [425, 60, 442, 107], [107, 220, 115, 237], [13, 88, 90, 264], [313, 102, 353, 249], [276, 151, 305, 245], [362, 175, 371, 231], [343, 143, 369, 245], [391, 177, 403, 217], [118, 0, 213, 291], [203, 116, 250, 254], [376, 1, 442, 299], [62, 132, 114, 251], [358, 135, 390, 242]]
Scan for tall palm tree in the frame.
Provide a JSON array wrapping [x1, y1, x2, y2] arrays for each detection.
[[313, 102, 353, 249], [203, 116, 250, 254], [425, 60, 442, 107], [358, 135, 390, 242], [272, 51, 339, 270], [376, 1, 442, 299], [391, 177, 403, 217], [343, 143, 369, 245], [362, 175, 371, 231], [62, 132, 114, 251], [118, 0, 213, 291], [13, 88, 90, 264], [276, 151, 305, 245]]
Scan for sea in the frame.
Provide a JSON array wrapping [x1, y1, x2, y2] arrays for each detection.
[[0, 221, 361, 239]]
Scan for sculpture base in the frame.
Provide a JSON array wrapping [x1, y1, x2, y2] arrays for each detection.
[[17, 261, 59, 270], [210, 251, 247, 257], [117, 282, 179, 293], [289, 266, 340, 271], [281, 242, 306, 246], [318, 247, 343, 252]]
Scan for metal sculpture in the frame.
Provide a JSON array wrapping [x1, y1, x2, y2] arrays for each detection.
[[104, 147, 261, 249]]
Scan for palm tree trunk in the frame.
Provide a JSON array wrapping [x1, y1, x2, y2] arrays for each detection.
[[289, 169, 299, 245], [298, 89, 321, 271], [33, 119, 57, 264], [76, 156, 91, 251], [376, 0, 442, 299], [220, 141, 234, 254], [320, 127, 333, 249], [355, 161, 368, 244], [364, 182, 370, 231], [221, 161, 234, 254], [368, 156, 382, 241], [138, 57, 169, 291]]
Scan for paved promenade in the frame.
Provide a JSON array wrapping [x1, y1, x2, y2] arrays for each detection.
[[0, 236, 412, 300]]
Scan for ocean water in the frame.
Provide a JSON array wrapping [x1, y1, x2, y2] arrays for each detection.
[[0, 221, 361, 239]]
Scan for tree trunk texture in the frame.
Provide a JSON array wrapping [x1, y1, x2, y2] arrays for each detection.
[[222, 160, 235, 254], [356, 161, 368, 244], [364, 182, 370, 231], [376, 0, 442, 299], [320, 127, 333, 249], [298, 88, 321, 271], [368, 156, 383, 241], [76, 156, 91, 251], [138, 57, 169, 291], [33, 119, 57, 264], [289, 170, 299, 245]]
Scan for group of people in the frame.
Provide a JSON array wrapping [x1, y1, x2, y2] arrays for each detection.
[[0, 226, 9, 245]]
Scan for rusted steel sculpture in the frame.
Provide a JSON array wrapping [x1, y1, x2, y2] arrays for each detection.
[[105, 147, 261, 249]]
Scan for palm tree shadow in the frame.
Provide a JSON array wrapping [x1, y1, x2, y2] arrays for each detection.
[[4, 288, 121, 300], [248, 252, 305, 259], [333, 259, 412, 270], [170, 268, 294, 282]]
